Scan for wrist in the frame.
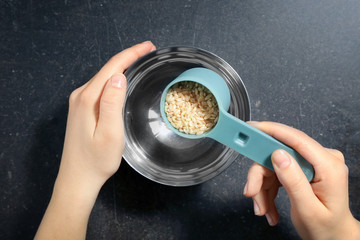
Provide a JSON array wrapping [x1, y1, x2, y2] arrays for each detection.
[[331, 214, 360, 240], [35, 158, 106, 240], [35, 168, 102, 240], [57, 155, 108, 193], [51, 158, 107, 215], [346, 217, 360, 240], [54, 173, 101, 205], [55, 165, 104, 204]]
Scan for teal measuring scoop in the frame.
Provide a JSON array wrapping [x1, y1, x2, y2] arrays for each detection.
[[160, 67, 314, 182]]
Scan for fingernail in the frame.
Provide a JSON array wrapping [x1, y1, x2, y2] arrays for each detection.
[[141, 40, 152, 45], [243, 182, 248, 195], [247, 121, 260, 127], [265, 213, 276, 226], [111, 73, 125, 88], [272, 150, 291, 169], [253, 200, 260, 216]]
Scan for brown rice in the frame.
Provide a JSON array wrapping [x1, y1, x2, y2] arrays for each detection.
[[164, 81, 219, 135]]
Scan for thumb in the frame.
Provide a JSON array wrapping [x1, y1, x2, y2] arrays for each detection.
[[271, 149, 317, 208], [96, 73, 127, 137]]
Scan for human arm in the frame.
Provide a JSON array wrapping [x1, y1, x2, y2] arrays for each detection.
[[243, 121, 360, 240], [34, 41, 156, 240]]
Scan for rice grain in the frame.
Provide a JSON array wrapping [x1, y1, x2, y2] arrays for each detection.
[[164, 81, 219, 135]]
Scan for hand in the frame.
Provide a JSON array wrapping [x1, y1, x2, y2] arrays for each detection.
[[243, 121, 360, 240], [35, 41, 156, 240], [59, 41, 155, 188]]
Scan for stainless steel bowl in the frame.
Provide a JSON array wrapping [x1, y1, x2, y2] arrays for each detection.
[[123, 46, 250, 186]]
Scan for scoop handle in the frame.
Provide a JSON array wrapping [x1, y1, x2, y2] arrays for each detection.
[[209, 112, 314, 182]]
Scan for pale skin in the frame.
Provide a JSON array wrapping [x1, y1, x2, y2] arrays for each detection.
[[34, 41, 156, 240], [244, 121, 360, 240], [35, 41, 359, 240]]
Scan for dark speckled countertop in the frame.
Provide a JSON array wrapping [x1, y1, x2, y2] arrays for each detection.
[[1, 1, 359, 239]]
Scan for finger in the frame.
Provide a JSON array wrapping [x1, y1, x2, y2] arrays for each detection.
[[149, 44, 156, 51], [91, 41, 155, 84], [251, 185, 280, 225], [247, 121, 331, 173], [265, 182, 280, 226], [85, 41, 155, 103], [95, 73, 127, 139], [271, 149, 318, 209], [252, 188, 274, 216], [251, 178, 280, 219], [244, 162, 279, 220], [325, 148, 345, 163], [265, 199, 279, 226], [244, 163, 274, 197]]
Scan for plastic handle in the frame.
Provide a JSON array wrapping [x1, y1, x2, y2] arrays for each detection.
[[209, 111, 314, 182]]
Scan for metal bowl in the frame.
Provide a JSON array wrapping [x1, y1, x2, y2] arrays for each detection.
[[123, 46, 250, 186]]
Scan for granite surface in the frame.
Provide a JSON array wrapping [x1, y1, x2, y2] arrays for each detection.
[[1, 0, 360, 239]]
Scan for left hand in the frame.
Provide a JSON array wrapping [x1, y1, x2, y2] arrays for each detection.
[[35, 41, 156, 240], [58, 40, 156, 189]]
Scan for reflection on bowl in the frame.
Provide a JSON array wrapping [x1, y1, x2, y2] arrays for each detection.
[[123, 46, 250, 186]]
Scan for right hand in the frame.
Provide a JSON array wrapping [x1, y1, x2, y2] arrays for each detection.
[[243, 121, 360, 240]]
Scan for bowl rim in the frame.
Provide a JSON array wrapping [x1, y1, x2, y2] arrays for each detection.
[[123, 46, 251, 186]]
